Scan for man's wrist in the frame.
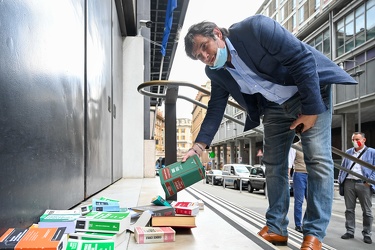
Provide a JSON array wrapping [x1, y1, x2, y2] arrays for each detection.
[[188, 147, 197, 154], [194, 143, 204, 151], [191, 143, 204, 155]]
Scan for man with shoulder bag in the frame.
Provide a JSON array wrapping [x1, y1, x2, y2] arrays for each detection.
[[338, 132, 375, 244]]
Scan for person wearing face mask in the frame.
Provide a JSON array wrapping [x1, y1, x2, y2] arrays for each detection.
[[338, 132, 375, 244], [182, 14, 357, 250]]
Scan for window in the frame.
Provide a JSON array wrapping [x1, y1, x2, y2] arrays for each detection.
[[345, 12, 355, 53], [323, 29, 331, 58], [356, 5, 365, 47], [270, 0, 276, 16], [299, 6, 304, 24], [307, 29, 330, 58], [336, 0, 375, 56], [367, 0, 375, 39], [315, 0, 320, 10], [315, 33, 323, 52], [280, 6, 285, 21], [337, 18, 345, 56]]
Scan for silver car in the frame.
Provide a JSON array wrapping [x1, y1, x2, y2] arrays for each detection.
[[248, 166, 266, 193], [206, 170, 223, 185]]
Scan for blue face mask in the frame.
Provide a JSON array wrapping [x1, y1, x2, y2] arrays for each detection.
[[209, 45, 228, 70]]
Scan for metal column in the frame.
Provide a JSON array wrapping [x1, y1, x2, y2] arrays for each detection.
[[164, 85, 178, 202]]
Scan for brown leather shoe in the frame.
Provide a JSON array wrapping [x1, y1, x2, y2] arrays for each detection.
[[258, 226, 288, 245], [301, 235, 322, 250]]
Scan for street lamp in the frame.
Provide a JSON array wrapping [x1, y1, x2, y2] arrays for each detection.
[[339, 60, 365, 131]]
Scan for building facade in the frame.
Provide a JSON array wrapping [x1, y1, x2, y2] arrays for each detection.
[[176, 118, 193, 161], [154, 108, 165, 160], [192, 81, 211, 167]]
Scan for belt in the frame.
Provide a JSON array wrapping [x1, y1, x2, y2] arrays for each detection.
[[346, 179, 364, 183]]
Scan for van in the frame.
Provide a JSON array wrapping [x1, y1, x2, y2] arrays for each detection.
[[222, 164, 251, 190]]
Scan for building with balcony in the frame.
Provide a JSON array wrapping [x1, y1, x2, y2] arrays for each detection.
[[154, 108, 165, 160], [176, 118, 193, 161]]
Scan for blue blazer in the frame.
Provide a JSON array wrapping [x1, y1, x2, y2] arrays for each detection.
[[338, 147, 375, 192], [196, 15, 357, 146]]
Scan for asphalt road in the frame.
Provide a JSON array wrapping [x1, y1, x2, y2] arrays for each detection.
[[192, 180, 375, 250]]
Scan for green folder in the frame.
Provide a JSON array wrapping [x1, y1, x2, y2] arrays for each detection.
[[158, 155, 205, 197]]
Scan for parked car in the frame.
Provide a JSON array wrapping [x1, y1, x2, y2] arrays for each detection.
[[222, 164, 251, 190], [155, 157, 165, 176], [245, 165, 253, 173], [248, 165, 266, 193], [205, 170, 223, 185], [247, 165, 294, 195]]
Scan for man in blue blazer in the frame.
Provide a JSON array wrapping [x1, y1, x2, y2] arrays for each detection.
[[182, 15, 356, 250], [338, 132, 375, 244]]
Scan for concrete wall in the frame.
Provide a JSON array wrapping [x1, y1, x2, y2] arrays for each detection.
[[122, 36, 145, 178]]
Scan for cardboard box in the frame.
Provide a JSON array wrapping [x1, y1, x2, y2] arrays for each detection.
[[75, 211, 130, 234], [92, 199, 120, 212], [134, 227, 175, 244], [0, 227, 67, 250], [66, 239, 114, 250], [171, 201, 200, 216], [38, 209, 81, 233], [158, 155, 205, 197], [130, 204, 175, 216], [68, 231, 126, 247]]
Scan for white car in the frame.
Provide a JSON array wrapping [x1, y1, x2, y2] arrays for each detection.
[[222, 164, 251, 190]]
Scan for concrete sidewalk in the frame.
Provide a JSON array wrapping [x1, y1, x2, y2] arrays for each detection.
[[73, 177, 277, 250]]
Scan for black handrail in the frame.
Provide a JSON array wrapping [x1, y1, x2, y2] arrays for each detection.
[[138, 80, 375, 185]]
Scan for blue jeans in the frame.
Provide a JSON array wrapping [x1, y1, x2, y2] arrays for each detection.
[[262, 86, 333, 242], [293, 172, 308, 227]]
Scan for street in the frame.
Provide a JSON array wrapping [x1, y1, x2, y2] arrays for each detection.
[[190, 180, 375, 250]]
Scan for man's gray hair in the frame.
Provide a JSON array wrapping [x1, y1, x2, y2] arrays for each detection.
[[184, 21, 229, 60], [353, 132, 365, 138]]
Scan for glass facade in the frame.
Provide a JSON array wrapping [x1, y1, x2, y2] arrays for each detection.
[[336, 0, 375, 56], [308, 29, 331, 59]]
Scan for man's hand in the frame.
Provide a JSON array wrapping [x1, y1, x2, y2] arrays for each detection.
[[182, 142, 206, 162], [290, 114, 318, 134], [182, 148, 198, 162]]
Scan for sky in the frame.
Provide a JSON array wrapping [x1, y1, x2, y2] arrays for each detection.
[[168, 0, 264, 118]]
